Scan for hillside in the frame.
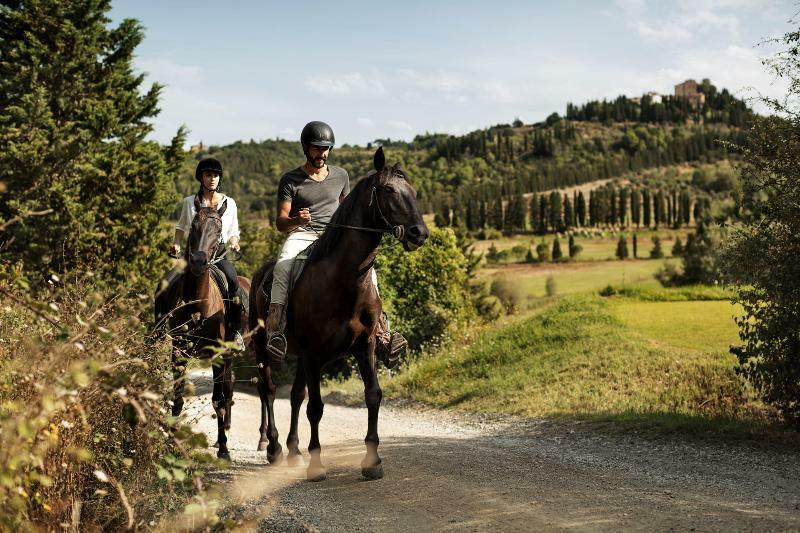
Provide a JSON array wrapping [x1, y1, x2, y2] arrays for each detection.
[[182, 80, 750, 226]]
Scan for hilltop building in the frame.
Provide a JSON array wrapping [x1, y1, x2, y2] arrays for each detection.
[[190, 141, 207, 154], [674, 79, 706, 109], [630, 91, 664, 105]]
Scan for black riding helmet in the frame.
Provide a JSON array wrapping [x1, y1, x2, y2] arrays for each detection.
[[195, 157, 223, 182], [300, 121, 335, 148]]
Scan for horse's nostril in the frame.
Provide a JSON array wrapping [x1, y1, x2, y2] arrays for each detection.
[[408, 225, 428, 241]]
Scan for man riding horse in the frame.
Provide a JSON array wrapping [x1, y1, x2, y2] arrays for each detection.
[[265, 121, 407, 367]]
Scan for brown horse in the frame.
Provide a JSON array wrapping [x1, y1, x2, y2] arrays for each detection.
[[154, 196, 249, 460], [250, 147, 429, 481]]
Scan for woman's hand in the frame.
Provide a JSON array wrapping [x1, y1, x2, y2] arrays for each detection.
[[228, 236, 240, 252], [169, 243, 180, 257]]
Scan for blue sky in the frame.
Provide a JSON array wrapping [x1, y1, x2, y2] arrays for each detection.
[[110, 0, 797, 147]]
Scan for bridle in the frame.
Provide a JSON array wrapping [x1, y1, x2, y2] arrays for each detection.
[[185, 208, 226, 269], [318, 172, 406, 240]]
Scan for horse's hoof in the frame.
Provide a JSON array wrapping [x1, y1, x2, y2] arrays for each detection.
[[307, 466, 327, 482], [212, 440, 219, 448], [217, 450, 231, 461], [257, 440, 268, 452], [171, 402, 184, 417], [267, 444, 283, 465], [361, 463, 384, 480], [286, 453, 304, 467]]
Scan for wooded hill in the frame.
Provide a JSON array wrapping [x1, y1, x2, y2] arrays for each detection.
[[182, 80, 750, 228]]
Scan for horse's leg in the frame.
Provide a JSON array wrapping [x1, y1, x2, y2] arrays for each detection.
[[223, 354, 233, 431], [171, 342, 187, 417], [305, 360, 326, 482], [259, 365, 282, 463], [357, 341, 384, 480], [286, 359, 306, 466], [256, 362, 270, 451], [212, 360, 230, 460]]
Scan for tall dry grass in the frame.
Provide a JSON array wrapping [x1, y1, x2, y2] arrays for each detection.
[[0, 264, 217, 530]]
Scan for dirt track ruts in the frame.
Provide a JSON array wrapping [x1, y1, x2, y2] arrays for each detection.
[[183, 370, 800, 532]]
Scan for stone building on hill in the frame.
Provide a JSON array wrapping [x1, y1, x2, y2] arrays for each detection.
[[674, 79, 706, 109]]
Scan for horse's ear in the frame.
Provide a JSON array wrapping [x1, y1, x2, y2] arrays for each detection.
[[193, 195, 202, 212], [373, 146, 385, 172], [217, 199, 228, 216]]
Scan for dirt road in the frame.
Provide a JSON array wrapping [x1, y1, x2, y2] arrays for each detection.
[[184, 371, 800, 532]]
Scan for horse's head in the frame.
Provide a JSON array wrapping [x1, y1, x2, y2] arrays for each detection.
[[371, 147, 429, 251], [187, 196, 226, 276]]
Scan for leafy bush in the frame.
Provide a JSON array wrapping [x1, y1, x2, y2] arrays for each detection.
[[545, 275, 557, 297], [375, 228, 474, 351], [490, 276, 521, 314], [719, 26, 800, 426]]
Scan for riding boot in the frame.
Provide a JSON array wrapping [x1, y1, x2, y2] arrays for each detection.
[[266, 302, 287, 369], [375, 313, 407, 369], [228, 295, 245, 353]]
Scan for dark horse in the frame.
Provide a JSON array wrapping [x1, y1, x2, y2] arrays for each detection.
[[154, 196, 250, 460], [250, 147, 429, 481]]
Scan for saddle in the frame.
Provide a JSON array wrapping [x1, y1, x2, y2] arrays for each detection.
[[259, 241, 317, 328]]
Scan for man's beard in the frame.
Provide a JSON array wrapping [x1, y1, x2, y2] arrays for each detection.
[[311, 156, 325, 168]]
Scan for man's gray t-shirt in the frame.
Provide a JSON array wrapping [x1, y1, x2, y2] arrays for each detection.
[[277, 165, 350, 233]]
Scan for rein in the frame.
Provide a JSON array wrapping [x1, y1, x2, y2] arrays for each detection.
[[315, 178, 406, 240]]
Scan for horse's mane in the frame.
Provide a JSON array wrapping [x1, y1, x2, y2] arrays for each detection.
[[307, 171, 377, 262]]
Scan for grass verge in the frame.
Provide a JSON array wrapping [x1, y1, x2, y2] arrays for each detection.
[[380, 294, 784, 440]]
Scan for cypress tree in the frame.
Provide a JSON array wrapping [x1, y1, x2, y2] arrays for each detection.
[[530, 194, 541, 234], [616, 235, 629, 260], [577, 191, 587, 227], [632, 233, 638, 258], [549, 191, 562, 231], [0, 0, 186, 279], [539, 195, 548, 233], [672, 236, 685, 256], [650, 235, 664, 258], [552, 237, 563, 260], [563, 194, 573, 230], [643, 189, 652, 227], [491, 197, 504, 231]]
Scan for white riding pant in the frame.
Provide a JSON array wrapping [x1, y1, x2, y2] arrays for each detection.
[[269, 230, 378, 305]]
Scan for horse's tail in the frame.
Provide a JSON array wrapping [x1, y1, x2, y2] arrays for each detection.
[[153, 268, 183, 337]]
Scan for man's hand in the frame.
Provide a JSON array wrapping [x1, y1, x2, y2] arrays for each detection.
[[169, 243, 180, 257], [228, 237, 241, 252], [297, 208, 311, 224]]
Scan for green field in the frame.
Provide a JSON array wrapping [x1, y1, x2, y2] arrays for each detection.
[[471, 228, 692, 262], [481, 258, 674, 300], [381, 295, 770, 436], [613, 300, 742, 352]]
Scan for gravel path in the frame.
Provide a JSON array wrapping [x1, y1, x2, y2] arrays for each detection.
[[184, 370, 800, 532]]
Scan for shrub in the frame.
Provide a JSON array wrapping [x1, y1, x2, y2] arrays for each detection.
[[0, 270, 212, 529], [545, 275, 557, 297], [650, 236, 665, 258], [375, 228, 474, 351], [536, 241, 551, 262], [490, 276, 521, 314]]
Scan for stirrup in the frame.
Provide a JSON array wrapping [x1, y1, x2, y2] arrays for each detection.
[[266, 333, 287, 369]]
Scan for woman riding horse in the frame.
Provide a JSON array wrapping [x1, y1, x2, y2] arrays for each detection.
[[172, 157, 245, 352]]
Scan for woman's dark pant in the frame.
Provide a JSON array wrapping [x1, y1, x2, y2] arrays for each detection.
[[216, 258, 242, 334]]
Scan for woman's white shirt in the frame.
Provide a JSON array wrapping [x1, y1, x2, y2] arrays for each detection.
[[175, 195, 240, 243]]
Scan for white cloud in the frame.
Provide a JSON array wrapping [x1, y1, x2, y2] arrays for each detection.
[[304, 72, 388, 97], [388, 120, 413, 131], [357, 117, 375, 128], [616, 0, 743, 42]]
